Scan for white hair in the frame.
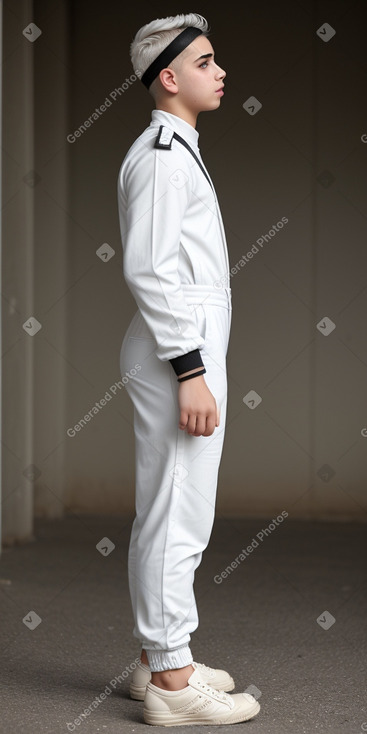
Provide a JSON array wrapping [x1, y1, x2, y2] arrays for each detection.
[[130, 13, 209, 79]]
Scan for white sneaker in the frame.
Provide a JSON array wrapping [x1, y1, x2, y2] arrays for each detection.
[[129, 660, 235, 701], [143, 667, 260, 726]]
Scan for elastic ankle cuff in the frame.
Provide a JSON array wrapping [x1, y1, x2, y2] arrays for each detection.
[[146, 644, 193, 672]]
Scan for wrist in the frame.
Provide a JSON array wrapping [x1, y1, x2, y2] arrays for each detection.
[[177, 367, 206, 383], [178, 367, 204, 379]]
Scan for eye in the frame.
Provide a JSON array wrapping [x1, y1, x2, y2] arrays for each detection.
[[199, 60, 209, 69]]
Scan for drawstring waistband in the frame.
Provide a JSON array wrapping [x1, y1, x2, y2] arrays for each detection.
[[180, 283, 232, 309]]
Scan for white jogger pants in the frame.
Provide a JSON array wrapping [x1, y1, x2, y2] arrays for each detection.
[[119, 284, 232, 671]]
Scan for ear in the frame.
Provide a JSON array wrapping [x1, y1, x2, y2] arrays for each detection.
[[158, 67, 179, 94]]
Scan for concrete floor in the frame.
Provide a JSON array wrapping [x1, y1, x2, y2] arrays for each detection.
[[0, 513, 366, 734]]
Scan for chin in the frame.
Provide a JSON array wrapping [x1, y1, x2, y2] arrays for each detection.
[[211, 99, 222, 110], [200, 99, 222, 112]]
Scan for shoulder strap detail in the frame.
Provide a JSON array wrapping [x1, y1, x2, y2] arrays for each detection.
[[154, 124, 174, 149]]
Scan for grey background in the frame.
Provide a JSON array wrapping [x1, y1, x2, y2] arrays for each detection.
[[2, 0, 367, 544]]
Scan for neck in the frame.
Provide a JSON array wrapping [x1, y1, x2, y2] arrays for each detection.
[[155, 101, 197, 129]]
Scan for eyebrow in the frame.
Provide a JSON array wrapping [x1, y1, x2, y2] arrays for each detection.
[[194, 52, 213, 63]]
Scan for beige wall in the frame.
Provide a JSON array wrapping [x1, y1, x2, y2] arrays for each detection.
[[2, 2, 367, 545]]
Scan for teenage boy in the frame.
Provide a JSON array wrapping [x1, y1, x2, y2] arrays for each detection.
[[118, 12, 260, 726]]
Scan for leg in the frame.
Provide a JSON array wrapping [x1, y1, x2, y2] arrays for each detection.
[[140, 647, 194, 691], [120, 304, 229, 680]]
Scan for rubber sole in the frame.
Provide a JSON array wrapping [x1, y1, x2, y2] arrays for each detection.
[[130, 683, 146, 701], [143, 701, 260, 726]]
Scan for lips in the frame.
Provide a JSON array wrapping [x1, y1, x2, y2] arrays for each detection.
[[216, 86, 224, 92]]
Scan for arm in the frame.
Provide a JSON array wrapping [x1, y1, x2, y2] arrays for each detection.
[[118, 142, 219, 435], [119, 143, 205, 373]]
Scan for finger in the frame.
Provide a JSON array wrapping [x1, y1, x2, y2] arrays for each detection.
[[203, 414, 216, 436], [185, 415, 197, 435], [192, 415, 207, 436], [179, 410, 188, 430]]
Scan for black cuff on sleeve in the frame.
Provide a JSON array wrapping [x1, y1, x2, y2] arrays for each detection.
[[169, 349, 204, 376]]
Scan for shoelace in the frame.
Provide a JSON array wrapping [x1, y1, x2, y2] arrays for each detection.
[[196, 679, 231, 704]]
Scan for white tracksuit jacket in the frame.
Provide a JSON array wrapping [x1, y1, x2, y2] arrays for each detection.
[[117, 108, 230, 376]]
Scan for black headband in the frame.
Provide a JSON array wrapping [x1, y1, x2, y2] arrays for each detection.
[[141, 26, 203, 89]]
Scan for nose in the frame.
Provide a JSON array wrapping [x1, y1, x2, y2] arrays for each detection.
[[215, 63, 226, 80]]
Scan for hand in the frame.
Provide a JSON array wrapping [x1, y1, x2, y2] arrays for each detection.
[[177, 375, 220, 436]]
